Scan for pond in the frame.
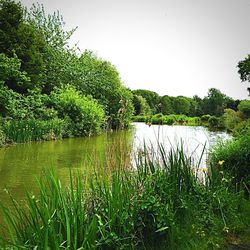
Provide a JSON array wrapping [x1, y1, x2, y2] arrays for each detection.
[[0, 123, 230, 210]]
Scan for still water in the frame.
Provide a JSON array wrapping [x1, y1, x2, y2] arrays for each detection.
[[0, 123, 230, 207]]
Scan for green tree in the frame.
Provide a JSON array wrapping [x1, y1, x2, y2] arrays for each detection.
[[238, 100, 250, 118], [133, 94, 151, 115], [26, 3, 78, 93], [51, 86, 105, 136], [0, 0, 46, 92], [223, 108, 242, 131], [160, 95, 174, 115], [132, 89, 160, 113], [172, 96, 190, 115], [190, 95, 204, 116], [238, 54, 250, 95], [202, 88, 226, 116]]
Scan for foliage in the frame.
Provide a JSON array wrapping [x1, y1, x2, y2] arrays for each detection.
[[202, 88, 226, 116], [0, 123, 6, 146], [0, 53, 31, 93], [172, 96, 190, 115], [223, 108, 242, 132], [0, 0, 46, 91], [2, 118, 66, 143], [211, 133, 250, 191], [51, 86, 105, 136], [160, 95, 174, 115], [77, 51, 134, 129], [232, 119, 250, 137], [133, 114, 201, 126], [132, 89, 160, 113], [238, 54, 250, 95], [1, 146, 249, 249], [238, 100, 250, 118], [133, 94, 151, 116]]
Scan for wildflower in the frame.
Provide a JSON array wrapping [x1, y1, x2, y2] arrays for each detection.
[[222, 177, 228, 183], [218, 160, 225, 166], [202, 168, 207, 173], [223, 226, 229, 233], [219, 171, 224, 176]]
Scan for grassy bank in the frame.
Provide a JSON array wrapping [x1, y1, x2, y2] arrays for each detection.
[[132, 114, 226, 130], [1, 145, 249, 249]]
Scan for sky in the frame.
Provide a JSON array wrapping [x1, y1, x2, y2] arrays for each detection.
[[20, 0, 250, 100]]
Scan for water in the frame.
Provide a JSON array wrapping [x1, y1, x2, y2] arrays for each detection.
[[0, 123, 230, 209]]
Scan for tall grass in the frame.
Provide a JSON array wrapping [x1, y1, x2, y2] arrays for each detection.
[[1, 145, 249, 249], [2, 118, 66, 143]]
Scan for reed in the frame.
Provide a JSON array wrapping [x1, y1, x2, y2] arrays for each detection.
[[1, 145, 249, 249], [2, 118, 66, 143]]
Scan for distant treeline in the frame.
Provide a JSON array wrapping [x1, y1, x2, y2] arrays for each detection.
[[132, 88, 240, 117]]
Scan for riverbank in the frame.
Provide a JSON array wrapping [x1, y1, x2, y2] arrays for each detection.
[[132, 114, 226, 130], [1, 145, 250, 249]]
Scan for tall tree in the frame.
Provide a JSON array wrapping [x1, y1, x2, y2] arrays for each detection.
[[0, 0, 45, 92], [172, 96, 190, 115], [132, 89, 160, 113], [202, 88, 226, 116], [238, 54, 250, 95]]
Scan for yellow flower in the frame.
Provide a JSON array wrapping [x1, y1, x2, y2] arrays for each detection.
[[218, 160, 225, 166], [202, 168, 207, 173]]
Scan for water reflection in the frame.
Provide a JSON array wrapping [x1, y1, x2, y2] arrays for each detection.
[[0, 123, 230, 207]]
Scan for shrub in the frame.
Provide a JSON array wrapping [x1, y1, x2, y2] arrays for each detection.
[[0, 124, 6, 146], [211, 134, 250, 191], [238, 100, 250, 118], [223, 108, 242, 132], [232, 119, 250, 137], [201, 114, 212, 123], [51, 86, 105, 136], [164, 117, 175, 125], [208, 116, 219, 128]]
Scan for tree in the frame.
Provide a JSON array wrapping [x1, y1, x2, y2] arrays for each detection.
[[160, 95, 174, 115], [190, 95, 204, 116], [202, 88, 226, 116], [133, 94, 151, 115], [51, 86, 105, 136], [132, 89, 160, 113], [0, 53, 31, 95], [0, 0, 46, 92], [238, 100, 250, 118], [75, 51, 134, 129], [172, 96, 190, 115], [238, 54, 250, 95]]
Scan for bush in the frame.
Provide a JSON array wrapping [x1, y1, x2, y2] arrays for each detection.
[[51, 86, 105, 136], [232, 119, 250, 137], [164, 117, 175, 125], [201, 114, 212, 123], [211, 134, 250, 190], [223, 109, 242, 132], [238, 100, 250, 118], [0, 124, 6, 146]]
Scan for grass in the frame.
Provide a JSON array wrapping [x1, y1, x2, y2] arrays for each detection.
[[1, 118, 66, 143], [0, 144, 250, 249], [133, 114, 201, 126]]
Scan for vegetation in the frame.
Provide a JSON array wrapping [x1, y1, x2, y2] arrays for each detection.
[[0, 0, 134, 144], [1, 144, 250, 249], [211, 125, 250, 192], [132, 88, 240, 119], [238, 54, 250, 95]]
